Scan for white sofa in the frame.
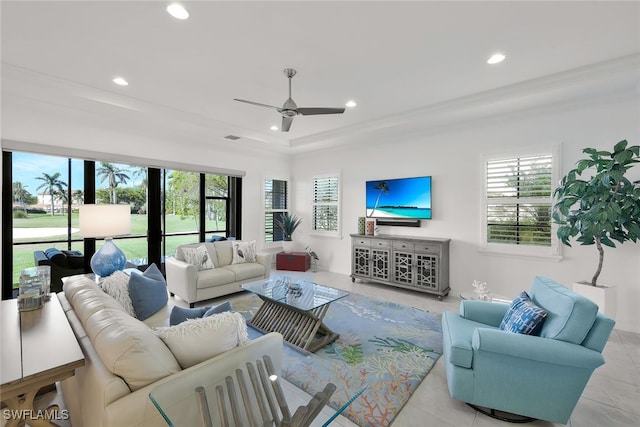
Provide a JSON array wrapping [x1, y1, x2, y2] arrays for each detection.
[[165, 241, 272, 307], [58, 274, 283, 427]]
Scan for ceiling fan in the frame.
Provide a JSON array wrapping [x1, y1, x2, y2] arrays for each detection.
[[234, 68, 345, 132]]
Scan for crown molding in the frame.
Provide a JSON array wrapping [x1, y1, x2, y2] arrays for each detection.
[[288, 53, 640, 152]]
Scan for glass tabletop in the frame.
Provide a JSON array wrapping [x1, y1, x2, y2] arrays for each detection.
[[241, 276, 349, 311], [148, 352, 339, 427]]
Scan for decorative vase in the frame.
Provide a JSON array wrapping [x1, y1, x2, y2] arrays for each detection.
[[91, 238, 127, 278], [572, 281, 617, 319], [281, 240, 295, 253], [365, 219, 376, 236], [357, 217, 366, 235]]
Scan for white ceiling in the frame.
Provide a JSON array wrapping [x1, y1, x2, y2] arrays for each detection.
[[2, 1, 640, 151]]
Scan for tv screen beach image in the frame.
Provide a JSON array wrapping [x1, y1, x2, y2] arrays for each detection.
[[366, 176, 432, 219]]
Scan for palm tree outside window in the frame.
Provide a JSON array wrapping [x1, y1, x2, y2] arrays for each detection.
[[36, 172, 67, 215], [97, 162, 130, 204]]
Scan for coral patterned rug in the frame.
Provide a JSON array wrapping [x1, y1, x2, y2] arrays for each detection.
[[234, 291, 443, 427]]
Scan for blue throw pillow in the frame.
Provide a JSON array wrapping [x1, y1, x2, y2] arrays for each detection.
[[170, 306, 209, 326], [169, 301, 233, 326], [203, 301, 232, 317], [500, 291, 548, 335], [128, 264, 168, 320], [45, 248, 69, 267]]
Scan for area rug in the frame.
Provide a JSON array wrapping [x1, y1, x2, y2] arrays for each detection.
[[232, 291, 443, 427]]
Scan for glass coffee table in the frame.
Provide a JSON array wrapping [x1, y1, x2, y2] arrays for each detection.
[[149, 354, 337, 427], [242, 276, 349, 353]]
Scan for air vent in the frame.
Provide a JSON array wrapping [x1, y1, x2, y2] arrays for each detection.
[[224, 135, 240, 140]]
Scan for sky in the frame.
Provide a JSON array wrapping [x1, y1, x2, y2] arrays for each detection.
[[12, 152, 142, 194]]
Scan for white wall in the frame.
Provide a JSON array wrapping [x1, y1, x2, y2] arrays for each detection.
[[291, 94, 640, 333]]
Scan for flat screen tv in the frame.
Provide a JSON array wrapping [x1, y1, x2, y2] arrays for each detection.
[[366, 176, 432, 219]]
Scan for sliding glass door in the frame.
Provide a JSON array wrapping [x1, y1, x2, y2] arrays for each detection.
[[3, 150, 242, 298]]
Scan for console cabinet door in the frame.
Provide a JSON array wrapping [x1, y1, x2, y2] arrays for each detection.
[[353, 246, 371, 277], [414, 252, 439, 291], [393, 250, 414, 285], [370, 248, 390, 281]]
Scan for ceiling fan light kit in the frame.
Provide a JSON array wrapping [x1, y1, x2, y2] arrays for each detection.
[[234, 68, 346, 132]]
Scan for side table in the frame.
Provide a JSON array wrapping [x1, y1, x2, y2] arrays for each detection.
[[0, 294, 84, 426]]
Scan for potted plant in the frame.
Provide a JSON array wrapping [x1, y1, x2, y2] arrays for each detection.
[[553, 139, 640, 317], [275, 213, 302, 253]]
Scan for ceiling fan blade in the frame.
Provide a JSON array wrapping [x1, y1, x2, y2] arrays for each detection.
[[234, 99, 280, 111], [297, 107, 346, 116], [281, 116, 294, 132]]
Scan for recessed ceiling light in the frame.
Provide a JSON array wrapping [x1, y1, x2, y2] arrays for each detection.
[[112, 77, 128, 86], [345, 100, 357, 108], [270, 125, 279, 131], [487, 53, 506, 65], [167, 3, 189, 20]]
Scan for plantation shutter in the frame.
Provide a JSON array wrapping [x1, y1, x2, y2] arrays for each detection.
[[486, 155, 552, 246], [265, 179, 288, 242], [312, 175, 340, 234]]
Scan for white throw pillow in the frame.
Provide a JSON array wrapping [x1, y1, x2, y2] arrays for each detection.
[[182, 245, 215, 271], [154, 311, 249, 369], [101, 270, 137, 318], [232, 240, 257, 264]]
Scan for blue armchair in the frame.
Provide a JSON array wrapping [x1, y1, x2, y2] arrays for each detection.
[[442, 276, 615, 424]]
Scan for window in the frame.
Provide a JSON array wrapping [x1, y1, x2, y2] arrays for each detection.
[[264, 178, 288, 242], [10, 153, 84, 286], [162, 171, 235, 258], [204, 174, 230, 240], [2, 149, 242, 297], [312, 174, 340, 237], [484, 153, 555, 251]]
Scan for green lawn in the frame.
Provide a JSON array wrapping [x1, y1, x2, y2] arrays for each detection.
[[12, 213, 226, 286]]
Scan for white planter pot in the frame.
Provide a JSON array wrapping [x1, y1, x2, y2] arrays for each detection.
[[572, 282, 617, 319], [281, 241, 295, 253]]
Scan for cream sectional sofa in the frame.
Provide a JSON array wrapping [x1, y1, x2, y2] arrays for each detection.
[[58, 274, 283, 427], [165, 241, 272, 307]]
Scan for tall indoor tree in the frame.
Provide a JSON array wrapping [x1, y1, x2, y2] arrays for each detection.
[[553, 139, 640, 286]]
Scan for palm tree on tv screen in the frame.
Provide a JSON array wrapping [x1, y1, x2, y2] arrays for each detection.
[[97, 162, 130, 204], [36, 172, 67, 216], [370, 181, 390, 216]]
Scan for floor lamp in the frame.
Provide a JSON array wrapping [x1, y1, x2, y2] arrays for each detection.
[[79, 204, 131, 278]]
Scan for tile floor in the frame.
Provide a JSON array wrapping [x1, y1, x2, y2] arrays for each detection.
[[248, 270, 640, 427]]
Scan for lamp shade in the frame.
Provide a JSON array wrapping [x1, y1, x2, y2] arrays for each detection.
[[79, 204, 131, 238], [79, 204, 131, 278]]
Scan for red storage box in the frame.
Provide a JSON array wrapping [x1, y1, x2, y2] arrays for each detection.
[[276, 252, 311, 271]]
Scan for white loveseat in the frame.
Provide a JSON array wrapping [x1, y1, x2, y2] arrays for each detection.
[[165, 241, 272, 307], [58, 274, 283, 427]]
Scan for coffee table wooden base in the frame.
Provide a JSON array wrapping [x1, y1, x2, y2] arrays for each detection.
[[248, 298, 339, 353]]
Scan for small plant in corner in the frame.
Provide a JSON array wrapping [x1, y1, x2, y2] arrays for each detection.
[[553, 139, 640, 286], [275, 213, 302, 241]]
